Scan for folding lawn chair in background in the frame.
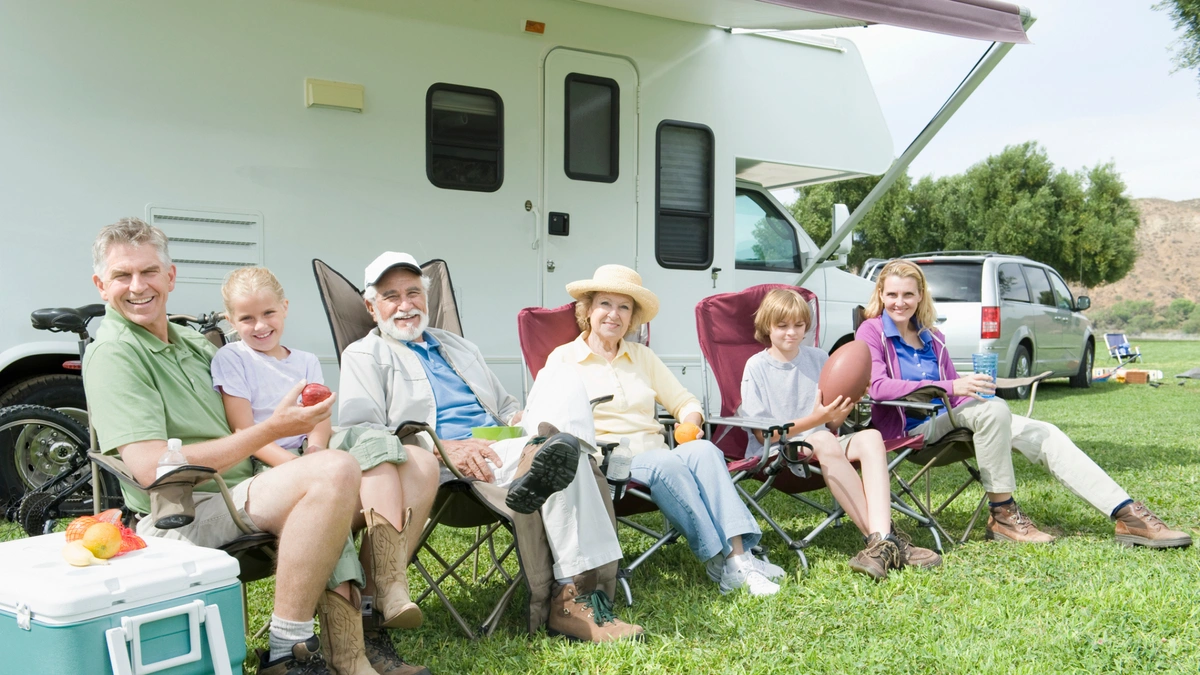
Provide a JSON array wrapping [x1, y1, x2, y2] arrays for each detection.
[[516, 302, 676, 606], [313, 258, 546, 639], [1104, 332, 1142, 367], [695, 284, 940, 566]]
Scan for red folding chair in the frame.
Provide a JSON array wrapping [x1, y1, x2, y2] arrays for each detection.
[[516, 302, 672, 606], [695, 284, 943, 565]]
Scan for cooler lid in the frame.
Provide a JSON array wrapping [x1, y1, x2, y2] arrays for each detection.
[[0, 533, 241, 621]]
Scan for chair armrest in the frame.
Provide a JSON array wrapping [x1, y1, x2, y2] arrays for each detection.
[[394, 420, 465, 480]]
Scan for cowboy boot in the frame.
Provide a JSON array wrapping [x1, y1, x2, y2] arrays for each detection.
[[316, 589, 375, 675], [360, 508, 423, 630], [505, 422, 582, 514]]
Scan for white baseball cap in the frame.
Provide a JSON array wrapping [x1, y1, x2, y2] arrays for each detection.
[[364, 251, 421, 288]]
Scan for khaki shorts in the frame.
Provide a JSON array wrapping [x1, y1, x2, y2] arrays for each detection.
[[135, 475, 261, 548]]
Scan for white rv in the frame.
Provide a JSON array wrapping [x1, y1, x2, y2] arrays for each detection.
[[0, 0, 1031, 498]]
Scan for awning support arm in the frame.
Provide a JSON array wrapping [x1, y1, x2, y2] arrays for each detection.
[[795, 13, 1037, 286]]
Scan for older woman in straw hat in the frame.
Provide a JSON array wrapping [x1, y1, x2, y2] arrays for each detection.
[[543, 264, 784, 597]]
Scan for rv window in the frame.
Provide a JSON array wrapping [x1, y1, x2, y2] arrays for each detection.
[[734, 189, 800, 272], [426, 84, 503, 192], [655, 121, 714, 270], [564, 74, 618, 182]]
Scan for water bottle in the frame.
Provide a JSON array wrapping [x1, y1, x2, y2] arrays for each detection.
[[156, 438, 187, 480], [606, 437, 632, 500]]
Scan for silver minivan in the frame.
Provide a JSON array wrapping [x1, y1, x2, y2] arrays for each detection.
[[865, 252, 1095, 399]]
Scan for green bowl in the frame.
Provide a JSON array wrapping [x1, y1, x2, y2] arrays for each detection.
[[471, 426, 525, 441]]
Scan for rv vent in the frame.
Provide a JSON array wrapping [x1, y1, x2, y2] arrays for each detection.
[[147, 206, 264, 283]]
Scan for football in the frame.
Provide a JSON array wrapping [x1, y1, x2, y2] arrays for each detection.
[[817, 341, 871, 406], [301, 383, 332, 406]]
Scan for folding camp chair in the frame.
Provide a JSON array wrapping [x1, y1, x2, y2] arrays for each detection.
[[695, 284, 939, 566], [1104, 332, 1141, 366], [313, 258, 532, 639], [516, 302, 677, 606]]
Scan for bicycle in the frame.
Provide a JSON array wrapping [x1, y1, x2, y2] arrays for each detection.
[[2, 304, 227, 536]]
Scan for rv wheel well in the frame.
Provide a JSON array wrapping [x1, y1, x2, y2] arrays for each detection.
[[0, 353, 78, 396], [829, 335, 855, 354]]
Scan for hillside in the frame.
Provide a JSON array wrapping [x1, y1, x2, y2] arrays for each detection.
[[1077, 198, 1200, 310]]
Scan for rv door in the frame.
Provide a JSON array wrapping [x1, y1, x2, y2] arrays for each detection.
[[541, 49, 638, 306]]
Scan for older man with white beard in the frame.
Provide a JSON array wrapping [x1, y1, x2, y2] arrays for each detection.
[[335, 252, 643, 643]]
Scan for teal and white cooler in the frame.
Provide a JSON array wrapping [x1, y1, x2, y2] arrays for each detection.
[[0, 532, 246, 675]]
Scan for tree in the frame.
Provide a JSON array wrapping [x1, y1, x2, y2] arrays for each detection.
[[787, 169, 916, 269], [1156, 0, 1200, 90]]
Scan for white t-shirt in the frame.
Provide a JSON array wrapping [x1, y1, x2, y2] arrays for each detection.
[[210, 340, 324, 450], [737, 346, 827, 459]]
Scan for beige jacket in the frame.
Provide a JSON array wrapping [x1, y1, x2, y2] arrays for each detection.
[[338, 327, 521, 449]]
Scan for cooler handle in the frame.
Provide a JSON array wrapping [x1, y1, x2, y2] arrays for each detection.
[[105, 599, 232, 675]]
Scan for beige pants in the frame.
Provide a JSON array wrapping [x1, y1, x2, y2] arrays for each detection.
[[486, 363, 622, 579], [908, 398, 1131, 515]]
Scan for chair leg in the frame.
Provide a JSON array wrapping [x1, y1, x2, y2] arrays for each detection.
[[959, 493, 989, 544], [412, 557, 479, 640], [480, 571, 524, 638]]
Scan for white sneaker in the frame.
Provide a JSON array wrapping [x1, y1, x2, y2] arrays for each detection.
[[753, 556, 786, 582], [705, 555, 724, 583], [719, 566, 780, 596]]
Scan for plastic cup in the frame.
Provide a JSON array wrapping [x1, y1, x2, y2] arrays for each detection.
[[972, 353, 999, 399], [471, 426, 525, 441]]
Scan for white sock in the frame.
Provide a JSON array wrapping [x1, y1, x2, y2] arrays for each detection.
[[724, 552, 753, 573], [268, 614, 315, 662], [556, 576, 574, 587]]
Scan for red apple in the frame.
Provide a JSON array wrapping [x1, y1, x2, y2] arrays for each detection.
[[301, 383, 332, 407]]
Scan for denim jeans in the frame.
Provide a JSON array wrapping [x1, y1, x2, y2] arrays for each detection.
[[630, 440, 762, 561]]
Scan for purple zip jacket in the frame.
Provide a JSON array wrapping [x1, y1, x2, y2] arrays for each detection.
[[855, 316, 968, 441]]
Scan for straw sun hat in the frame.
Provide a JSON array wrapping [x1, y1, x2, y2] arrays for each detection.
[[566, 264, 660, 326]]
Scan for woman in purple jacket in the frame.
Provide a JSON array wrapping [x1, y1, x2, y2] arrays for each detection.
[[856, 260, 1190, 548]]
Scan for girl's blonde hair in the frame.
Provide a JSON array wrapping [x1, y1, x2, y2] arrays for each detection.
[[753, 288, 811, 346], [863, 260, 937, 331], [221, 266, 287, 316]]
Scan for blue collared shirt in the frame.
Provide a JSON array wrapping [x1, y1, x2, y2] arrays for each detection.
[[882, 314, 944, 431], [406, 332, 498, 441]]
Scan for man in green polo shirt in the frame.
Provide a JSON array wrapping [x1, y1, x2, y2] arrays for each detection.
[[83, 218, 384, 675]]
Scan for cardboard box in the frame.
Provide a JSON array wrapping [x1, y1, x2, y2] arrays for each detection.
[[1124, 369, 1150, 384]]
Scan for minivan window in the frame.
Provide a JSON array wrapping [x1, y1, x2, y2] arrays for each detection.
[[1048, 272, 1075, 312], [997, 263, 1030, 303], [734, 189, 800, 271], [919, 263, 982, 302], [1023, 266, 1055, 306]]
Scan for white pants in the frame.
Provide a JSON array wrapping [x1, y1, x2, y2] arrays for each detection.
[[910, 398, 1131, 515], [486, 363, 621, 578]]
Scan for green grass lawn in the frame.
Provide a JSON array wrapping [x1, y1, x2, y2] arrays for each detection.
[[5, 341, 1199, 674]]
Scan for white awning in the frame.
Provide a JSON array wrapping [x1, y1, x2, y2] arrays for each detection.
[[574, 0, 1030, 43], [735, 159, 867, 189]]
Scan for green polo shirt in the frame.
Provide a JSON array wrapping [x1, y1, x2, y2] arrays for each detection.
[[82, 306, 253, 514]]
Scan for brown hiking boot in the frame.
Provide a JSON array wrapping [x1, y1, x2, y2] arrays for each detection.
[[505, 422, 581, 515], [848, 533, 900, 580], [986, 501, 1056, 543], [547, 583, 644, 642], [316, 589, 375, 675], [360, 508, 423, 630], [887, 524, 942, 569], [1114, 502, 1193, 549], [363, 630, 430, 675], [257, 636, 331, 675]]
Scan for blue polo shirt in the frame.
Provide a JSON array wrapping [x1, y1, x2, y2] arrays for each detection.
[[406, 332, 499, 441], [882, 314, 944, 431]]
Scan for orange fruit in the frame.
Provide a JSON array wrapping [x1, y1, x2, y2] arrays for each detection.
[[65, 516, 99, 542], [674, 422, 701, 445], [81, 522, 123, 559]]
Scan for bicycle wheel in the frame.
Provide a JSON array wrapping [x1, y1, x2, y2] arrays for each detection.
[[0, 404, 119, 515]]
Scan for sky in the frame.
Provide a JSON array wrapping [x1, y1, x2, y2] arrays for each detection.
[[807, 0, 1200, 201]]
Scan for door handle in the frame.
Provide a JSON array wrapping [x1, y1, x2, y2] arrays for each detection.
[[546, 260, 556, 273], [549, 212, 570, 236], [935, 316, 947, 324]]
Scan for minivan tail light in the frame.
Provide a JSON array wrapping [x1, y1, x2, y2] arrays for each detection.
[[981, 307, 1000, 339]]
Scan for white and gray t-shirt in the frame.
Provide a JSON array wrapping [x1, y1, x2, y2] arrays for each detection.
[[737, 346, 828, 459], [210, 340, 324, 450]]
